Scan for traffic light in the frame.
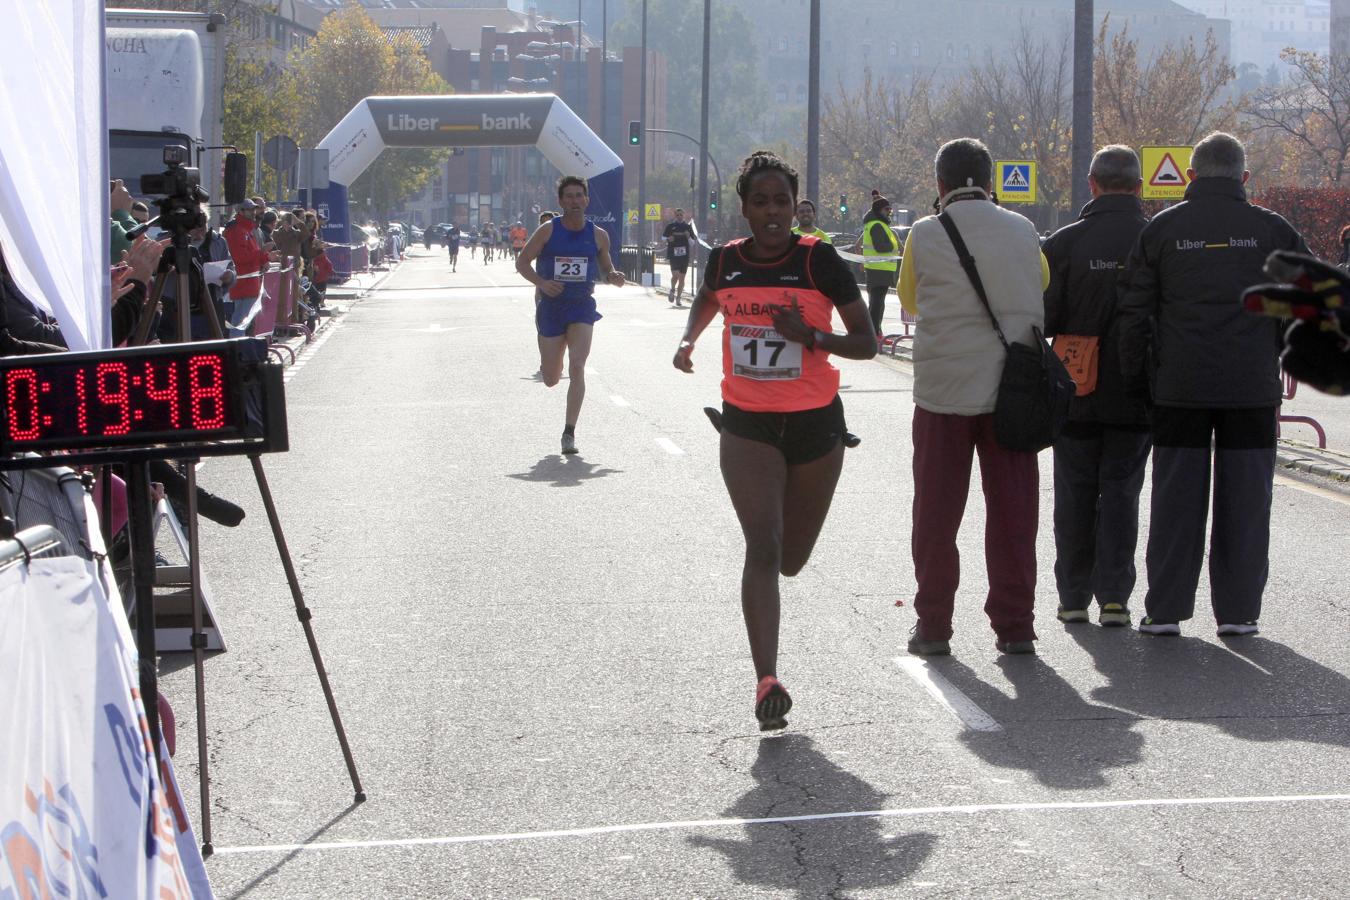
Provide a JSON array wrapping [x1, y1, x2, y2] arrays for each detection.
[[839, 194, 848, 215], [708, 189, 718, 211], [628, 121, 641, 145]]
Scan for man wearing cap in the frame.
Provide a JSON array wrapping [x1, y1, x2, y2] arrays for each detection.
[[856, 196, 898, 336], [223, 199, 277, 335]]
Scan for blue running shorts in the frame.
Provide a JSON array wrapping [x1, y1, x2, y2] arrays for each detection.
[[536, 294, 602, 337]]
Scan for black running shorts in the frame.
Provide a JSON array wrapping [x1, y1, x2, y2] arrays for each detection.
[[721, 395, 845, 464]]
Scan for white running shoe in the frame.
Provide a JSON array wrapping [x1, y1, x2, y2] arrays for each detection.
[[1217, 622, 1259, 636], [561, 433, 578, 455]]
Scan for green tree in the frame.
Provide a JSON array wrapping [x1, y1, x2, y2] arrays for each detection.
[[285, 5, 452, 219]]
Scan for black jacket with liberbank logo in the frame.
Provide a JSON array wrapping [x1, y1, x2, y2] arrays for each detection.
[[1043, 193, 1149, 426], [1116, 177, 1308, 409]]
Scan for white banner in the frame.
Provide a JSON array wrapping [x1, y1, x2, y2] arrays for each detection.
[[0, 556, 213, 898], [0, 1, 110, 350]]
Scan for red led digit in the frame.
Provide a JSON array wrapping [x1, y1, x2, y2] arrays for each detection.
[[73, 368, 90, 434], [96, 362, 132, 436], [143, 360, 180, 428], [6, 369, 41, 441], [187, 354, 226, 429]]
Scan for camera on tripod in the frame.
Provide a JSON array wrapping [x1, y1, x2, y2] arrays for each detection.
[[141, 144, 209, 232]]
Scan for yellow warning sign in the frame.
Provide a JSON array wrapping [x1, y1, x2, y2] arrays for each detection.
[[626, 209, 639, 225], [1142, 146, 1193, 200], [644, 202, 662, 221], [994, 160, 1037, 204]]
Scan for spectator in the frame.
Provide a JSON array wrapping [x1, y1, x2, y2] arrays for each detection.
[[109, 179, 138, 263], [896, 137, 1048, 657], [1041, 145, 1151, 628], [223, 199, 275, 334], [258, 209, 278, 246], [1117, 132, 1309, 637], [130, 200, 151, 225], [854, 197, 897, 336], [2, 255, 67, 348], [0, 247, 67, 355]]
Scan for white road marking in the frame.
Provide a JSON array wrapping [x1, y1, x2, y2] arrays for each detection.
[[610, 395, 630, 407], [895, 657, 1003, 732], [656, 437, 684, 455], [214, 793, 1350, 856]]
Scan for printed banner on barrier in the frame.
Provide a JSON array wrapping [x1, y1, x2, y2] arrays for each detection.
[[0, 557, 213, 899]]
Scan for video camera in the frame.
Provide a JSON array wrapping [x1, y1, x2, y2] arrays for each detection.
[[140, 144, 209, 233]]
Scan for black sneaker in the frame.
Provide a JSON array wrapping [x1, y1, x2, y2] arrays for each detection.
[[1098, 603, 1131, 628], [1056, 606, 1090, 624], [907, 626, 950, 657], [1216, 621, 1259, 636]]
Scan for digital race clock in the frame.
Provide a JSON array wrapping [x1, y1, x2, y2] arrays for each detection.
[[0, 338, 287, 467]]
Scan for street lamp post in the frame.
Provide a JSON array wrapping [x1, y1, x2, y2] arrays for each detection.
[[639, 0, 647, 275], [697, 0, 712, 247], [1071, 0, 1094, 218], [806, 0, 821, 205]]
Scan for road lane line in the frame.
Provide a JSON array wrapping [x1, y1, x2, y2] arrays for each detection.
[[214, 793, 1350, 855], [610, 395, 630, 408], [895, 657, 1003, 732], [656, 438, 684, 455]]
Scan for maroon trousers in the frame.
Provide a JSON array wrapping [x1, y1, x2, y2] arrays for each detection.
[[911, 407, 1039, 642]]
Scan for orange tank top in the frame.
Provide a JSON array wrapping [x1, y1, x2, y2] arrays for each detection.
[[713, 236, 842, 412]]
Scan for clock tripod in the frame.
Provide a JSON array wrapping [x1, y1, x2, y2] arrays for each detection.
[[126, 191, 364, 858]]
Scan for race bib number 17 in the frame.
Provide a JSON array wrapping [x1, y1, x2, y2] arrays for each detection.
[[730, 324, 802, 380], [555, 256, 588, 282]]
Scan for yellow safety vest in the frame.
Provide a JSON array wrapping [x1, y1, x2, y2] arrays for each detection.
[[862, 220, 898, 272], [792, 226, 832, 243]]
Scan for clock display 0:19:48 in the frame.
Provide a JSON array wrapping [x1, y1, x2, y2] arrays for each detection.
[[4, 353, 234, 445]]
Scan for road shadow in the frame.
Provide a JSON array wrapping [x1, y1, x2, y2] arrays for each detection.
[[932, 656, 1145, 790], [227, 800, 363, 899], [505, 454, 622, 487], [688, 734, 937, 898], [1069, 627, 1350, 751]]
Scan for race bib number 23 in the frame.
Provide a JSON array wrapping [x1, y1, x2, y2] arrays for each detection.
[[730, 324, 802, 380], [555, 256, 588, 282]]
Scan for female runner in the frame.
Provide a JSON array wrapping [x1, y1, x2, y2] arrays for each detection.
[[673, 150, 876, 730]]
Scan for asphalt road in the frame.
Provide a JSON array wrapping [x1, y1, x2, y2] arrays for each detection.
[[164, 248, 1350, 899]]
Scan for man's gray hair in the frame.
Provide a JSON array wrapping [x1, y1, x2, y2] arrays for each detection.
[[1191, 132, 1246, 179], [1089, 145, 1141, 192], [935, 138, 993, 191]]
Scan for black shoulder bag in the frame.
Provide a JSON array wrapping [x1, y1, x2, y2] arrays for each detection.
[[937, 211, 1073, 452]]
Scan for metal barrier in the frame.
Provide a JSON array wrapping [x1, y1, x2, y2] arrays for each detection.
[[1278, 372, 1327, 448], [881, 306, 917, 356], [618, 245, 656, 283]]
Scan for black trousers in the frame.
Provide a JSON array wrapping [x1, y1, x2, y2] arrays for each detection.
[[866, 284, 888, 334], [1052, 422, 1152, 609], [1144, 406, 1276, 624]]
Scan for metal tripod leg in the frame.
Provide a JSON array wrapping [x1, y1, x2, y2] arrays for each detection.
[[249, 454, 365, 803]]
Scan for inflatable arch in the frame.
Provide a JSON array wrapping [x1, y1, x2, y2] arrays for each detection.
[[308, 94, 624, 256]]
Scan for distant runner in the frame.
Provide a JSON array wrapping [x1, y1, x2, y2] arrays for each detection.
[[662, 208, 694, 308], [517, 176, 626, 455], [445, 222, 461, 272]]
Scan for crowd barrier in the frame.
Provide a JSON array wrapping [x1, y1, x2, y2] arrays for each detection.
[[1278, 371, 1328, 448], [618, 245, 656, 283]]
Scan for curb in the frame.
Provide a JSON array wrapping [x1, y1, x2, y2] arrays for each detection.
[[1276, 441, 1350, 488]]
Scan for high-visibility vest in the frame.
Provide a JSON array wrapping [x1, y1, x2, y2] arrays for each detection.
[[862, 219, 898, 272], [792, 226, 831, 243]]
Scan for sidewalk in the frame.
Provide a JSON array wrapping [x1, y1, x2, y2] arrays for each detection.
[[1277, 440, 1350, 487]]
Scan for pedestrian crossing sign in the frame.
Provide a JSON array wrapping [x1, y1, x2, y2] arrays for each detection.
[[626, 209, 639, 224], [995, 160, 1037, 204], [644, 203, 662, 221], [1141, 146, 1194, 200]]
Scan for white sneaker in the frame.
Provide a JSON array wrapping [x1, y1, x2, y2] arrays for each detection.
[[561, 433, 578, 455], [1217, 622, 1259, 636], [1138, 618, 1181, 636]]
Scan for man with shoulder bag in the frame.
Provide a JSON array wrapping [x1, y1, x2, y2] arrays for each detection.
[[1042, 145, 1152, 629], [896, 137, 1058, 657]]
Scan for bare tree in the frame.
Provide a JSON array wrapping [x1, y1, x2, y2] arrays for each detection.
[[1246, 49, 1350, 185], [1094, 18, 1235, 149]]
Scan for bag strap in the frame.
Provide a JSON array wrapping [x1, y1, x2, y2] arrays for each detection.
[[937, 210, 1009, 350]]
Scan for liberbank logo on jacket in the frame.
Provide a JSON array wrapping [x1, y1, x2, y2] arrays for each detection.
[[1175, 237, 1260, 250]]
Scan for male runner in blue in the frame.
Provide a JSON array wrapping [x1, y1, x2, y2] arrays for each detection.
[[516, 176, 625, 455]]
